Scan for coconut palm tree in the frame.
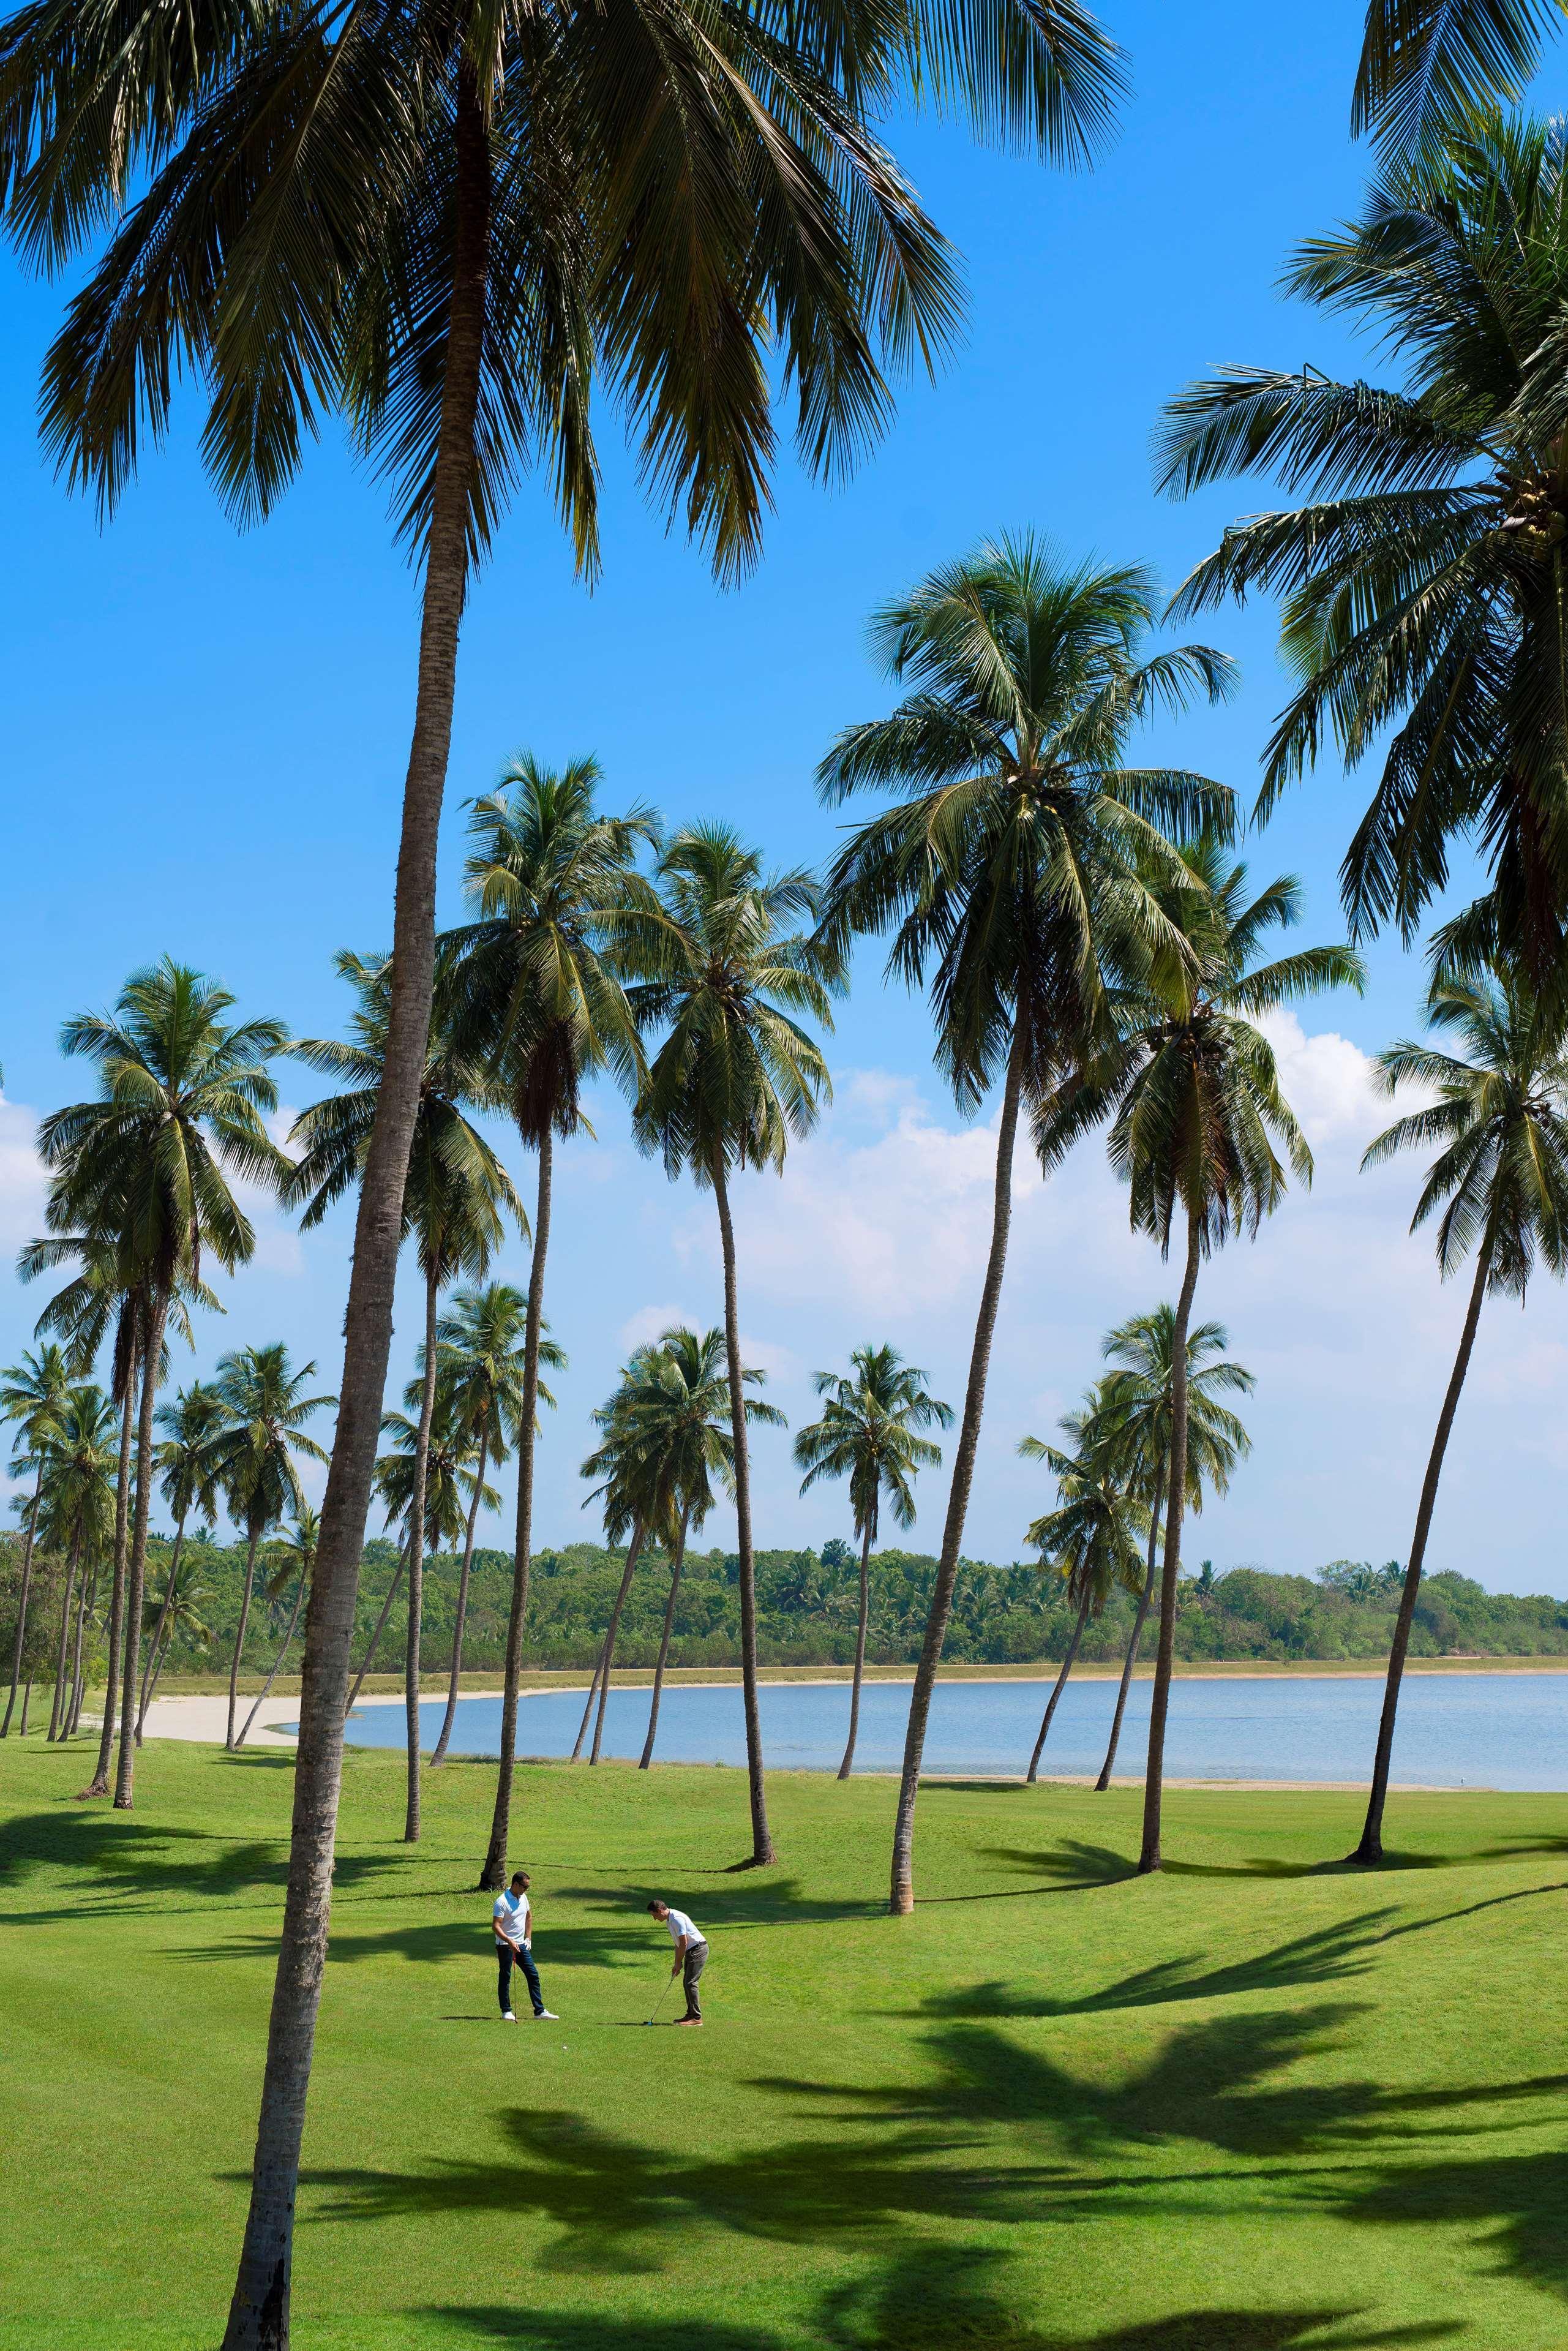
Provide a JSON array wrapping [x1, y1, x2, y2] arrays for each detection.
[[1090, 1309, 1253, 1788], [32, 963, 288, 1805], [290, 947, 523, 1840], [1037, 839, 1360, 1869], [138, 1552, 216, 1723], [235, 1508, 321, 1750], [137, 1381, 227, 1741], [0, 1343, 70, 1735], [428, 1283, 531, 1767], [576, 1356, 666, 1767], [457, 758, 659, 1884], [818, 539, 1237, 1911], [794, 1345, 951, 1777], [634, 823, 839, 1865], [208, 1346, 334, 1753], [26, 1383, 117, 1741], [1159, 114, 1568, 998], [1018, 1401, 1147, 1778], [1351, 968, 1568, 1862], [1355, 1, 1556, 162]]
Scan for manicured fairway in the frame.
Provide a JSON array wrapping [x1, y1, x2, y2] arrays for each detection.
[[1, 1737, 1564, 2351]]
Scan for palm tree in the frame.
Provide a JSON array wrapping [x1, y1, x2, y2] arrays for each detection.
[[1159, 114, 1568, 998], [1018, 1401, 1147, 1778], [137, 1381, 226, 1741], [138, 1552, 216, 1723], [1354, 2, 1554, 162], [1038, 838, 1360, 1869], [635, 823, 838, 1865], [26, 1384, 118, 1741], [818, 539, 1237, 1912], [33, 963, 288, 1806], [208, 1345, 334, 1753], [794, 1345, 951, 1777], [0, 1343, 70, 1735], [1090, 1309, 1252, 1788], [289, 947, 523, 1840], [1351, 968, 1568, 1862], [427, 1283, 530, 1768], [576, 1356, 666, 1767], [457, 758, 658, 1887], [236, 1508, 321, 1750]]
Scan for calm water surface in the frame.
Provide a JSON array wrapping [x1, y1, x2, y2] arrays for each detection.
[[339, 1671, 1568, 1789]]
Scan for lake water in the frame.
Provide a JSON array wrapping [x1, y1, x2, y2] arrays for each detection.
[[338, 1670, 1568, 1789]]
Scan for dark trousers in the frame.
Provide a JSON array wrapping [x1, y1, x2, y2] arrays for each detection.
[[497, 1940, 543, 2017], [681, 1942, 707, 2020]]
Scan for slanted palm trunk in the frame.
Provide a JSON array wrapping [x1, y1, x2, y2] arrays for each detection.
[[712, 1157, 774, 1867], [47, 1533, 83, 1742], [589, 1527, 647, 1765], [570, 1641, 605, 1761], [481, 1124, 552, 1889], [140, 1627, 176, 1728], [838, 1519, 874, 1780], [222, 71, 493, 2350], [81, 1375, 135, 1797], [138, 1514, 189, 1744], [1026, 1589, 1090, 1782], [640, 1510, 689, 1770], [115, 1290, 171, 1808], [430, 1420, 490, 1766], [238, 1574, 309, 1750], [2, 1470, 45, 1736], [345, 1540, 409, 1718], [66, 1557, 99, 1736], [1139, 1214, 1202, 1875], [1352, 1235, 1493, 1865], [1097, 1470, 1161, 1791], [403, 1266, 442, 1843], [228, 1525, 265, 1754], [890, 1036, 1023, 1914]]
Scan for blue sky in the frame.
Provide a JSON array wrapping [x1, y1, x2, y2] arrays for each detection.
[[5, 0, 1566, 1592]]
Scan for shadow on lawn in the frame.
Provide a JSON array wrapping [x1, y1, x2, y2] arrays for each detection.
[[0, 1806, 397, 1917]]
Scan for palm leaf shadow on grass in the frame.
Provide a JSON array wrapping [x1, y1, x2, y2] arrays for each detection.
[[1334, 2145, 1568, 2303], [0, 1807, 397, 1918]]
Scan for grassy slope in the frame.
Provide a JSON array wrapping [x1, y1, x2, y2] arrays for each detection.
[[2, 1739, 1564, 2351]]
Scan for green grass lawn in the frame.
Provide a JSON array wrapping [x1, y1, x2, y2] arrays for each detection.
[[2, 1737, 1564, 2351]]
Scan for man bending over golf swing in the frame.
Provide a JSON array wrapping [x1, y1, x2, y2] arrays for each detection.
[[648, 1900, 708, 2025], [493, 1870, 558, 2022]]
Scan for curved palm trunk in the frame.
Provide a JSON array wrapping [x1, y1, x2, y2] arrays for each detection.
[[227, 1526, 264, 1755], [712, 1159, 774, 1867], [481, 1124, 553, 1889], [1026, 1589, 1090, 1782], [838, 1521, 874, 1780], [640, 1510, 689, 1770], [569, 1639, 605, 1761], [589, 1527, 647, 1766], [430, 1419, 489, 1766], [2, 1470, 45, 1736], [138, 1516, 189, 1744], [890, 1037, 1024, 1914], [1352, 1235, 1493, 1864], [47, 1532, 82, 1742], [20, 1678, 32, 1736], [1139, 1213, 1202, 1875], [403, 1266, 441, 1842], [65, 1557, 99, 1737], [141, 1627, 176, 1727], [344, 1541, 409, 1717], [223, 70, 493, 2349], [1096, 1469, 1161, 1791], [238, 1574, 309, 1750], [114, 1290, 170, 1807], [81, 1375, 135, 1797]]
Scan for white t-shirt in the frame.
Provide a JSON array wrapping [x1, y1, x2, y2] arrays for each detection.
[[664, 1907, 705, 1949], [493, 1888, 531, 1945]]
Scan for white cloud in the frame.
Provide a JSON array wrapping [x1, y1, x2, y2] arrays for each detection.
[[617, 1301, 703, 1351], [0, 1097, 46, 1260]]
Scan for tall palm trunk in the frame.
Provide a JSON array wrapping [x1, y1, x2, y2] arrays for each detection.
[[1026, 1587, 1090, 1782], [141, 1626, 176, 1727], [430, 1418, 489, 1766], [66, 1556, 99, 1736], [713, 1157, 774, 1867], [1096, 1468, 1161, 1791], [890, 1036, 1023, 1914], [238, 1573, 309, 1750], [1139, 1213, 1202, 1874], [589, 1527, 647, 1766], [838, 1518, 874, 1780], [640, 1509, 689, 1770], [570, 1638, 605, 1761], [20, 1678, 32, 1735], [2, 1469, 45, 1736], [1352, 1234, 1493, 1865], [344, 1541, 408, 1717], [223, 69, 492, 2350], [81, 1373, 135, 1797], [403, 1265, 441, 1842], [481, 1124, 552, 1889], [47, 1532, 82, 1742], [227, 1525, 264, 1753], [115, 1290, 170, 1807], [138, 1514, 189, 1742]]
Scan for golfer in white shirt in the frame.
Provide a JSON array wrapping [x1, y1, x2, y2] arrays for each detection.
[[492, 1870, 558, 2021], [647, 1899, 708, 2025]]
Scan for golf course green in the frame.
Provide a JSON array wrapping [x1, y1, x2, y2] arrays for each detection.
[[2, 1736, 1564, 2351]]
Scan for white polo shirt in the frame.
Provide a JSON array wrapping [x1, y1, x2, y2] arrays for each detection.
[[664, 1907, 705, 1950], [493, 1887, 531, 1945]]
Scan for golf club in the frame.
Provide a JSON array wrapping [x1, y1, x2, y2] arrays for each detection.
[[643, 1971, 677, 2026]]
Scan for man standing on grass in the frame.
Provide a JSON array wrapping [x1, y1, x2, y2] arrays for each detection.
[[648, 1899, 708, 2026], [493, 1870, 558, 2022]]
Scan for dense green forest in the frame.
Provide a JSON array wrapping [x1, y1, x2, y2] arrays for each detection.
[[7, 1531, 1568, 1687]]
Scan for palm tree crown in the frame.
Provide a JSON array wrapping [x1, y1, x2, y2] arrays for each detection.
[[1093, 1307, 1253, 1510], [209, 1347, 335, 1545], [1020, 1406, 1147, 1613], [794, 1345, 951, 1542]]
